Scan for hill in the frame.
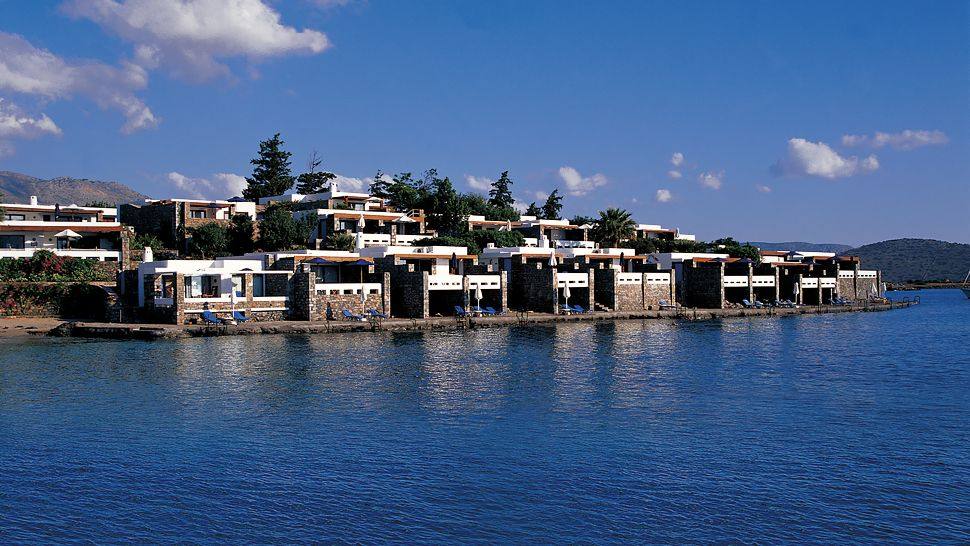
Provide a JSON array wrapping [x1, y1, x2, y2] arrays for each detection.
[[843, 238, 970, 282], [749, 241, 853, 253], [0, 171, 148, 206]]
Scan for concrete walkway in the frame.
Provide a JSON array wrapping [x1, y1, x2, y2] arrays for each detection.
[[56, 300, 914, 341]]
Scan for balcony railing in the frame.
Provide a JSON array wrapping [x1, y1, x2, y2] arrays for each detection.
[[752, 275, 775, 286], [645, 273, 671, 285], [617, 272, 642, 284], [315, 282, 382, 295], [557, 272, 588, 288], [467, 274, 501, 290], [428, 274, 464, 291], [723, 275, 749, 287]]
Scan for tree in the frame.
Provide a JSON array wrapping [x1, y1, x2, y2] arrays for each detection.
[[84, 200, 114, 208], [630, 237, 657, 255], [571, 215, 597, 227], [541, 189, 563, 220], [325, 232, 356, 251], [227, 213, 256, 255], [427, 176, 468, 236], [709, 237, 762, 262], [524, 202, 542, 217], [187, 223, 229, 259], [487, 171, 515, 210], [369, 170, 392, 199], [131, 233, 165, 251], [258, 207, 314, 251], [295, 151, 336, 195], [590, 208, 636, 248], [243, 133, 295, 200]]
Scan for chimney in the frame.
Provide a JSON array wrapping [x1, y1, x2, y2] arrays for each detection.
[[30, 195, 38, 206]]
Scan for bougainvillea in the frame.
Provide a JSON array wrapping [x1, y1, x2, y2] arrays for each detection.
[[0, 251, 117, 282]]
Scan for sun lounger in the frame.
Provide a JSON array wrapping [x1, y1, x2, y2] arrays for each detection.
[[367, 309, 388, 319], [342, 309, 365, 321], [559, 304, 573, 314], [232, 311, 249, 322], [753, 300, 765, 308], [571, 304, 587, 313], [484, 306, 501, 316], [474, 306, 495, 316], [742, 299, 755, 308], [658, 299, 678, 310], [454, 305, 469, 317], [201, 310, 223, 324]]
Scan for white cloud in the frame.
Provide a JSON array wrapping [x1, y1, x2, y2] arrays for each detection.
[[557, 166, 607, 196], [755, 184, 772, 193], [842, 129, 949, 150], [0, 98, 62, 155], [533, 190, 550, 201], [464, 175, 493, 192], [0, 31, 157, 133], [327, 174, 363, 192], [773, 138, 879, 179], [166, 171, 247, 199], [655, 189, 672, 203], [512, 200, 528, 214], [667, 169, 682, 179], [670, 152, 684, 166], [62, 0, 330, 81], [698, 170, 723, 190]]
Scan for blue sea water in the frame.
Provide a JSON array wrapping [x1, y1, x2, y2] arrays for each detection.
[[0, 290, 967, 543]]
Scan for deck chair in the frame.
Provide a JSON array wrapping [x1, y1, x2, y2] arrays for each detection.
[[232, 311, 249, 322], [201, 310, 223, 324]]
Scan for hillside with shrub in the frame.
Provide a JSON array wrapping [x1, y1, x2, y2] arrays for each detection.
[[843, 239, 970, 282]]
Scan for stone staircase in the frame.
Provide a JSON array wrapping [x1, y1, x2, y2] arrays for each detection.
[[594, 302, 612, 312]]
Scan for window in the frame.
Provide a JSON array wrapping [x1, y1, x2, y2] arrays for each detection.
[[56, 238, 70, 249], [160, 275, 174, 298], [190, 209, 207, 219], [4, 214, 25, 221], [231, 274, 246, 297], [184, 275, 220, 298], [252, 274, 265, 297], [0, 235, 25, 249]]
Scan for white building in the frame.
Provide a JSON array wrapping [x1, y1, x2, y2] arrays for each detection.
[[0, 196, 125, 261]]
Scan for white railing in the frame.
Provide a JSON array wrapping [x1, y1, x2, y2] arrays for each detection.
[[554, 240, 596, 249], [752, 275, 775, 286], [359, 233, 391, 246], [800, 278, 818, 288], [858, 270, 878, 279], [724, 275, 749, 287], [393, 234, 427, 245], [0, 248, 121, 261], [523, 238, 538, 247], [557, 272, 588, 288], [838, 270, 855, 278], [315, 282, 382, 295], [428, 274, 464, 291], [467, 274, 501, 290], [645, 272, 670, 285], [617, 272, 642, 285], [819, 278, 837, 288]]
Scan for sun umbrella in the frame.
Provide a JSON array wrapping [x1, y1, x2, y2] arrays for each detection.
[[355, 231, 365, 250], [54, 229, 82, 239], [563, 282, 571, 308], [548, 252, 557, 267], [475, 284, 483, 310], [357, 213, 365, 231]]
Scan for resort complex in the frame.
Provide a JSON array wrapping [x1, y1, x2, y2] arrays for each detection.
[[0, 187, 886, 327]]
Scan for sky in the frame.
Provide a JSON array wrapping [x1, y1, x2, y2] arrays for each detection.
[[0, 0, 967, 245]]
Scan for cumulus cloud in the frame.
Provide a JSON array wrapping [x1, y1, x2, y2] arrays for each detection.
[[0, 98, 62, 155], [670, 152, 684, 166], [756, 184, 772, 193], [558, 166, 607, 196], [655, 189, 672, 203], [464, 175, 493, 192], [772, 138, 879, 179], [0, 31, 157, 133], [841, 129, 949, 150], [667, 169, 682, 179], [698, 170, 723, 190], [166, 171, 247, 199], [62, 0, 330, 81]]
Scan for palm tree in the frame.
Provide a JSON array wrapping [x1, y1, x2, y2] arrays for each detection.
[[591, 208, 636, 248]]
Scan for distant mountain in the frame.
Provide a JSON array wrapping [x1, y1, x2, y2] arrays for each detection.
[[749, 241, 854, 253], [843, 238, 970, 282], [0, 171, 148, 206]]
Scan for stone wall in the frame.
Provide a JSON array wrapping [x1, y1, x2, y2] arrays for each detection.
[[387, 265, 428, 318], [120, 202, 179, 248], [683, 261, 723, 309], [510, 258, 557, 313]]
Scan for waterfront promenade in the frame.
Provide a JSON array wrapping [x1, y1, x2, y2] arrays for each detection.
[[56, 300, 914, 341]]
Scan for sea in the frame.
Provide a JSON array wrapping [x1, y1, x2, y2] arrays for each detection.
[[0, 289, 966, 543]]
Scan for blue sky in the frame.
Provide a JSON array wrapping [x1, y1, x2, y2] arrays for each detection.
[[0, 0, 967, 245]]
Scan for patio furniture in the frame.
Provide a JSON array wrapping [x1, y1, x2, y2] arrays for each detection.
[[571, 304, 587, 313], [232, 311, 249, 322], [342, 309, 365, 321], [454, 306, 469, 317], [201, 310, 223, 324], [659, 299, 678, 310], [484, 306, 501, 316], [367, 309, 388, 319], [559, 304, 573, 314], [742, 299, 755, 308]]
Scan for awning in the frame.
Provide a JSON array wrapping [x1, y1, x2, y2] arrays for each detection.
[[53, 229, 82, 238]]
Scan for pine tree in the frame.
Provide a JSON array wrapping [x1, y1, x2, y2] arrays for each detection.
[[524, 202, 542, 217], [541, 189, 563, 220], [487, 171, 515, 209], [243, 133, 295, 200], [369, 170, 392, 198], [295, 151, 336, 195]]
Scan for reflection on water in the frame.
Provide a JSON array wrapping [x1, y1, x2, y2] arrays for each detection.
[[0, 290, 967, 543]]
